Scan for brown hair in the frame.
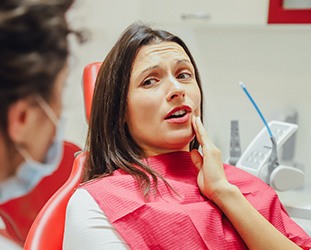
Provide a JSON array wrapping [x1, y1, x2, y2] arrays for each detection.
[[0, 0, 84, 135], [85, 22, 203, 195]]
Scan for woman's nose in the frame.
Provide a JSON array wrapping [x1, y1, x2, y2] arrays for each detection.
[[166, 77, 185, 101]]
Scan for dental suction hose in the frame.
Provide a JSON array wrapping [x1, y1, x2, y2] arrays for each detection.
[[239, 82, 304, 191]]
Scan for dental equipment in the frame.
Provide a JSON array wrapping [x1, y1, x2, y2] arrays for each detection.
[[229, 120, 242, 166], [236, 82, 304, 191]]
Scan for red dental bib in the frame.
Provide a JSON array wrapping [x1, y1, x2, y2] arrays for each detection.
[[83, 151, 311, 249]]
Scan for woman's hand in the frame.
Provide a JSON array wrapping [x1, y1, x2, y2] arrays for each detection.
[[190, 116, 233, 202], [191, 116, 302, 250]]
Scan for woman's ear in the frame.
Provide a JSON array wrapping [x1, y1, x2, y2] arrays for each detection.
[[7, 99, 35, 144]]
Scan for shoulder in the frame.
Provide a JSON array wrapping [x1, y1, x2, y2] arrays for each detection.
[[80, 172, 139, 199], [64, 188, 129, 249], [67, 188, 98, 210], [65, 188, 106, 227]]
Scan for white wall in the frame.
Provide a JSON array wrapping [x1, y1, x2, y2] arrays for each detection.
[[63, 0, 143, 148], [64, 1, 311, 195]]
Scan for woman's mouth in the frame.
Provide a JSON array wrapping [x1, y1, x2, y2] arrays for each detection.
[[165, 106, 192, 124], [168, 109, 187, 118]]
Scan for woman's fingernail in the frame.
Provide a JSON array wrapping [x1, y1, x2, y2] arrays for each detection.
[[196, 116, 201, 124]]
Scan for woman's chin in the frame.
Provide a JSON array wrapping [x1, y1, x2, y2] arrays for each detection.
[[165, 136, 194, 151]]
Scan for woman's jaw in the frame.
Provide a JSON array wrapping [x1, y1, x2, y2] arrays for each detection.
[[136, 112, 199, 158]]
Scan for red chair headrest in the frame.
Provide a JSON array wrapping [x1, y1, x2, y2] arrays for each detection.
[[82, 62, 102, 123]]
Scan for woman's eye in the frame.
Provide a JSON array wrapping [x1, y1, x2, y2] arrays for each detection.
[[142, 78, 156, 87], [177, 72, 191, 80]]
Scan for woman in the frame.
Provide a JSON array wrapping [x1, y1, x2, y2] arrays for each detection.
[[0, 0, 82, 202], [63, 23, 311, 249]]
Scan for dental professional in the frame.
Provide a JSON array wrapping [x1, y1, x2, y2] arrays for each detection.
[[0, 0, 81, 203], [63, 23, 311, 249]]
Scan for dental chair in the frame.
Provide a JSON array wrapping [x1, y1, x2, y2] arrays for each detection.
[[23, 152, 85, 250], [0, 141, 81, 246], [82, 62, 102, 123]]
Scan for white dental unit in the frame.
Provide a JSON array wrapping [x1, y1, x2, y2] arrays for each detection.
[[229, 82, 311, 235]]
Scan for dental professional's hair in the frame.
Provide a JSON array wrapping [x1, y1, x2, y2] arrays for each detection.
[[0, 0, 84, 136], [85, 22, 203, 195]]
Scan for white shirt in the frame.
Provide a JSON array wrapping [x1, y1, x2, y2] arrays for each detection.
[[63, 188, 129, 249]]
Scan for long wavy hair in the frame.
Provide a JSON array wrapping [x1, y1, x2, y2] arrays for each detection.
[[85, 22, 203, 195]]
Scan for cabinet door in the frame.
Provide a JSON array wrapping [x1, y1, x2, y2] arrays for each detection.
[[140, 0, 269, 26]]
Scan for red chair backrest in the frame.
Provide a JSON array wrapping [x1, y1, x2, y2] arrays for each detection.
[[0, 141, 81, 246], [24, 152, 86, 250], [82, 62, 102, 123]]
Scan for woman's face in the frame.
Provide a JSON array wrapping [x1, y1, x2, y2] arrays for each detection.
[[126, 41, 201, 157]]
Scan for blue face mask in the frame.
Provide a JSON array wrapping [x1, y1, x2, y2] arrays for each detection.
[[0, 96, 65, 204]]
